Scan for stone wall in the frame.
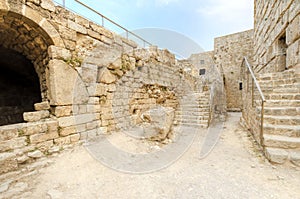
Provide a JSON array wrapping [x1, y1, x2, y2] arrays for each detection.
[[254, 0, 300, 72], [185, 51, 226, 123], [0, 0, 199, 174], [187, 51, 214, 77], [214, 30, 254, 111]]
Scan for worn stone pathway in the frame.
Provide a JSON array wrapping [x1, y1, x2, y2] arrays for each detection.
[[1, 112, 300, 199]]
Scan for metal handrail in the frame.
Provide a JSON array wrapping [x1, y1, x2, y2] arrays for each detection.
[[56, 0, 152, 47], [242, 57, 266, 102], [241, 57, 266, 144]]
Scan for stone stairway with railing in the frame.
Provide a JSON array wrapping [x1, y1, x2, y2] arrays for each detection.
[[174, 91, 210, 128], [256, 69, 300, 166]]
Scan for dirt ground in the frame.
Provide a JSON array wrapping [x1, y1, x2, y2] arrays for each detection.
[[1, 112, 300, 199]]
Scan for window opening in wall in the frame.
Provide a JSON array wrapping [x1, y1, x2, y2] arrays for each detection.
[[0, 46, 41, 126], [200, 60, 205, 65], [277, 33, 288, 71], [199, 69, 206, 75]]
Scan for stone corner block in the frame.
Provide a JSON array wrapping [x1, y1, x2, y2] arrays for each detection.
[[23, 110, 50, 122]]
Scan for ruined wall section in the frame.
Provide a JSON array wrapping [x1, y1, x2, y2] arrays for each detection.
[[0, 0, 196, 174], [254, 0, 300, 72], [188, 51, 214, 77], [214, 30, 254, 111]]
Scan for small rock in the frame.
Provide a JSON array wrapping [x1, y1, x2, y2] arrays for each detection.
[[47, 189, 63, 199], [0, 180, 12, 193], [28, 150, 44, 158], [277, 175, 284, 180]]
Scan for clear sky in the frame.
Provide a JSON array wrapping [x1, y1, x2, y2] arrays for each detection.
[[60, 0, 254, 52]]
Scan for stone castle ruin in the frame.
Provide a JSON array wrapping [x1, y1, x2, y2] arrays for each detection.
[[0, 0, 299, 174]]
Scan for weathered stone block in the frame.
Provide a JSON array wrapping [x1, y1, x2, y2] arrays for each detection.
[[30, 131, 59, 144], [27, 150, 44, 158], [48, 45, 72, 60], [36, 140, 54, 152], [290, 151, 300, 166], [95, 83, 108, 96], [0, 137, 27, 152], [23, 110, 50, 122], [81, 64, 98, 84], [140, 106, 175, 140], [88, 97, 100, 105], [0, 153, 18, 174], [22, 122, 48, 136], [59, 126, 76, 136], [287, 15, 300, 45], [97, 67, 117, 84], [58, 114, 95, 127], [41, 0, 55, 12], [51, 106, 72, 117], [86, 121, 98, 130], [97, 127, 108, 134], [47, 59, 89, 106], [67, 19, 87, 34], [0, 126, 19, 141], [70, 133, 80, 142], [54, 136, 71, 145], [34, 101, 50, 111], [90, 23, 113, 38], [265, 147, 288, 164]]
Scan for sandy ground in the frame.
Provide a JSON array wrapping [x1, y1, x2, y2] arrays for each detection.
[[1, 112, 300, 199]]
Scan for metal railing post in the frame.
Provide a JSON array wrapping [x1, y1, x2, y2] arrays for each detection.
[[252, 78, 254, 107], [261, 100, 264, 144], [241, 57, 266, 145]]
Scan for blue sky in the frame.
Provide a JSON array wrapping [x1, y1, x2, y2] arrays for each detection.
[[60, 0, 253, 53]]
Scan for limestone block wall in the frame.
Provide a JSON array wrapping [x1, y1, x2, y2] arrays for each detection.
[[214, 30, 254, 111], [0, 0, 197, 174], [188, 51, 214, 77], [185, 51, 227, 123], [254, 0, 300, 72]]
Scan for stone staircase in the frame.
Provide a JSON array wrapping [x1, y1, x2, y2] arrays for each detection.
[[256, 69, 300, 166], [174, 91, 210, 128]]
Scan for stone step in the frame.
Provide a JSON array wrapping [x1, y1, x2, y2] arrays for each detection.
[[175, 111, 210, 116], [174, 122, 207, 128], [259, 84, 298, 91], [263, 123, 300, 137], [264, 100, 300, 107], [263, 134, 300, 149], [257, 107, 299, 116], [258, 70, 296, 79], [177, 109, 210, 113], [277, 83, 300, 89], [265, 147, 300, 166], [176, 119, 208, 125], [174, 115, 210, 120], [266, 93, 300, 100], [264, 115, 300, 126], [273, 87, 300, 93], [178, 104, 210, 108], [258, 79, 296, 87]]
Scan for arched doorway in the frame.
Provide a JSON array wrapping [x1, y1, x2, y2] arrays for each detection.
[[0, 8, 57, 126], [0, 46, 41, 125]]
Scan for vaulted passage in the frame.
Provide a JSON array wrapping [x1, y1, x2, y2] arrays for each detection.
[[0, 46, 41, 126]]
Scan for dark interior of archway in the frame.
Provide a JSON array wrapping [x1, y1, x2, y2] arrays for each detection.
[[0, 46, 41, 126]]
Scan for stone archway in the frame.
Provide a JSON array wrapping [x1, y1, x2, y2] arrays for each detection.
[[0, 46, 41, 125], [0, 3, 64, 125]]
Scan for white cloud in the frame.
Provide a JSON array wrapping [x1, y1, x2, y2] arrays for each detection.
[[197, 0, 253, 27], [155, 0, 179, 6], [136, 0, 179, 7]]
